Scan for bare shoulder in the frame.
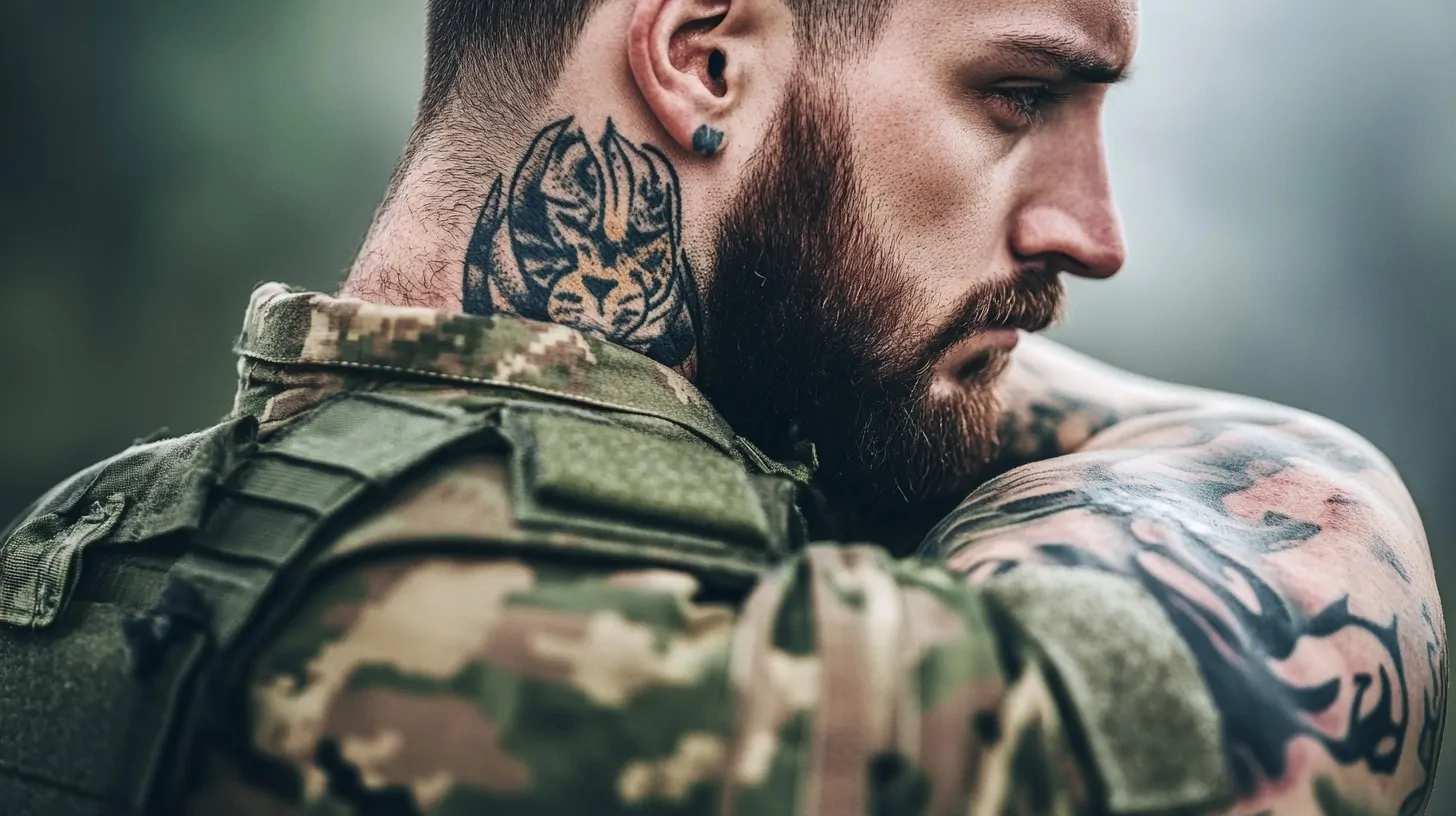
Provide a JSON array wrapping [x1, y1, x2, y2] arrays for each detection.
[[1081, 400, 1435, 596], [926, 394, 1445, 815], [992, 334, 1237, 472]]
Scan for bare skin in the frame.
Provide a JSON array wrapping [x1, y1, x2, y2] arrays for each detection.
[[942, 336, 1444, 815], [346, 0, 1132, 370], [336, 0, 1442, 812]]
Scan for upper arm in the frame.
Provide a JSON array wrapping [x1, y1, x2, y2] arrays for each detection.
[[924, 406, 1445, 815], [181, 440, 1110, 816], [188, 548, 1099, 815]]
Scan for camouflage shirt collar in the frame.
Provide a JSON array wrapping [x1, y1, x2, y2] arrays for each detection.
[[233, 283, 761, 462]]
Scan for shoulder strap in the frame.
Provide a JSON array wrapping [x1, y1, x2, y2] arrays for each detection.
[[982, 565, 1234, 814], [502, 404, 790, 561], [129, 391, 497, 812]]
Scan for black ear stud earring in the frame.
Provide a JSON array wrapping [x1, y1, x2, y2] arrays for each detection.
[[693, 124, 724, 157]]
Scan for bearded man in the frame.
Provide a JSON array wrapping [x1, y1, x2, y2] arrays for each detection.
[[0, 1, 1441, 814]]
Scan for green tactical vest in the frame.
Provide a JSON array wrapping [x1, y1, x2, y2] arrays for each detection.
[[0, 389, 806, 814]]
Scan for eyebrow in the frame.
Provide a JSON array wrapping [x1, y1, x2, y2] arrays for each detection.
[[990, 32, 1132, 85]]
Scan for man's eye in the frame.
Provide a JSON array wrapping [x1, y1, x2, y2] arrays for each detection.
[[981, 84, 1070, 126]]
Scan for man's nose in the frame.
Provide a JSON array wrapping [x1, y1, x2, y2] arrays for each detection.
[[1008, 143, 1126, 280]]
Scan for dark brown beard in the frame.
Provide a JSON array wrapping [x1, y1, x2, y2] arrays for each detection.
[[697, 83, 1063, 531]]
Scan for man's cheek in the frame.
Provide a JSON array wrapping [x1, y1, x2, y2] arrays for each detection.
[[849, 101, 1011, 313]]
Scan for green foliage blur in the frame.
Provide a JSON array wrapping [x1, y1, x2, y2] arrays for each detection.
[[2, 0, 1453, 809], [0, 0, 422, 506]]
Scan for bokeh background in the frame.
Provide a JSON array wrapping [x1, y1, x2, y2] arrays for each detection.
[[1, 0, 1453, 807]]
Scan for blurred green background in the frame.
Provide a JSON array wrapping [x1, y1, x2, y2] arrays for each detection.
[[1, 0, 1453, 809]]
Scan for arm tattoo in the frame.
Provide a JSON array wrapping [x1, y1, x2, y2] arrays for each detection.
[[990, 389, 1123, 477], [984, 342, 1147, 479], [920, 415, 1445, 812], [462, 117, 700, 367], [1403, 604, 1447, 815]]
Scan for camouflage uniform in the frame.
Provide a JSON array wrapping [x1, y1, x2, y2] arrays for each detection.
[[1, 284, 1233, 815]]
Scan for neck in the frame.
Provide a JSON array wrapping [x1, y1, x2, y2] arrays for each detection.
[[343, 3, 715, 373], [346, 114, 705, 373], [343, 132, 495, 311]]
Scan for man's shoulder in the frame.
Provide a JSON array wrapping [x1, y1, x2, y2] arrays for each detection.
[[5, 383, 791, 578], [0, 416, 256, 626], [310, 390, 793, 583]]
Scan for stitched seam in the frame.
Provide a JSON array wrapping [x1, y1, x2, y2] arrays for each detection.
[[240, 352, 737, 456]]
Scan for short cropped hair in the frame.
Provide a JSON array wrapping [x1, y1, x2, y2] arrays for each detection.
[[418, 0, 893, 127]]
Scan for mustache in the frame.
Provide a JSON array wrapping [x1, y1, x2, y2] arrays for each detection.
[[918, 265, 1066, 370]]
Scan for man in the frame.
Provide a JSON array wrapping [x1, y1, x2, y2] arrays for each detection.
[[0, 0, 1441, 814]]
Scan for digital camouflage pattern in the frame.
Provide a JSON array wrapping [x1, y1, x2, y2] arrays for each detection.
[[235, 283, 736, 457], [187, 549, 1091, 815], [170, 284, 1227, 814]]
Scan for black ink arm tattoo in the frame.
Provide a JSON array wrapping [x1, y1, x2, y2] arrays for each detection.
[[462, 117, 700, 368], [986, 334, 1229, 478], [922, 408, 1445, 815]]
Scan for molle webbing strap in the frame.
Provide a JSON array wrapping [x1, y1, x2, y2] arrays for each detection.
[[132, 392, 496, 813]]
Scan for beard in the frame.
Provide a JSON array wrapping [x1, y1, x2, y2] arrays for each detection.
[[695, 82, 1064, 535]]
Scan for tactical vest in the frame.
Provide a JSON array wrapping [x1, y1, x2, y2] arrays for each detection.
[[0, 391, 804, 815]]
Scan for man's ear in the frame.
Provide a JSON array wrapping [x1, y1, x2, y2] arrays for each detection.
[[628, 0, 751, 158]]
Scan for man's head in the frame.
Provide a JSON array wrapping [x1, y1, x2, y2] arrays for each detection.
[[349, 0, 1137, 516]]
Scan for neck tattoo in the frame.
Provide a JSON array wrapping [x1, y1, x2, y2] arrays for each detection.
[[461, 117, 700, 368]]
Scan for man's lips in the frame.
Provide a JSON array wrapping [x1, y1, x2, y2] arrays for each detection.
[[940, 329, 1021, 382], [979, 327, 1021, 351], [924, 270, 1064, 383]]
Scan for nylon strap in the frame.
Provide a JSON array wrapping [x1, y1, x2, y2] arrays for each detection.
[[126, 392, 495, 812]]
